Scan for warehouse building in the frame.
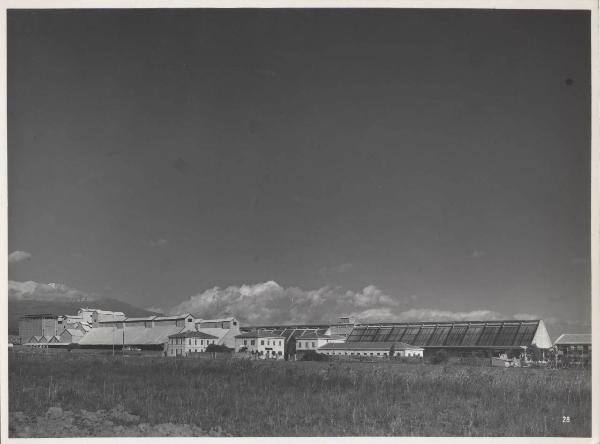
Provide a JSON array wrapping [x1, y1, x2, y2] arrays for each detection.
[[340, 320, 552, 358], [78, 324, 184, 350], [18, 314, 59, 344]]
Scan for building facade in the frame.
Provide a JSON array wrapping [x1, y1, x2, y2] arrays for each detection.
[[235, 331, 285, 358], [295, 332, 345, 354], [18, 314, 59, 344], [165, 331, 219, 357], [318, 341, 424, 358]]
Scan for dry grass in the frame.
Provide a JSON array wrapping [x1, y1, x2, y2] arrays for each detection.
[[8, 351, 591, 437]]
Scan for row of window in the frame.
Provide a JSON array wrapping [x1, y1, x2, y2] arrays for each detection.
[[169, 338, 216, 346], [297, 342, 316, 348], [322, 350, 421, 357], [242, 339, 283, 346]]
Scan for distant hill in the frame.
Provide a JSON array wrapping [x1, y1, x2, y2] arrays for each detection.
[[7, 298, 160, 335]]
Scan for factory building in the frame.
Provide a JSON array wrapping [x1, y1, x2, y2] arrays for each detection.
[[78, 324, 184, 350], [165, 331, 219, 356], [60, 328, 85, 344], [235, 331, 285, 358], [18, 314, 59, 344], [91, 310, 126, 325], [340, 320, 552, 358]]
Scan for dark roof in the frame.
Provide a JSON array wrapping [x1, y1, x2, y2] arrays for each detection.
[[318, 341, 423, 351], [168, 331, 218, 339], [20, 314, 59, 319], [554, 334, 591, 345], [296, 331, 344, 340], [243, 323, 331, 330], [346, 320, 543, 348], [155, 314, 192, 321], [235, 331, 284, 339]]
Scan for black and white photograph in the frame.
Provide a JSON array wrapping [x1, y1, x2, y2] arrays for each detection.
[[2, 2, 597, 440]]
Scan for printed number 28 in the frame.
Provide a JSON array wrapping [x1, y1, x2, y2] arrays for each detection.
[[562, 416, 571, 423]]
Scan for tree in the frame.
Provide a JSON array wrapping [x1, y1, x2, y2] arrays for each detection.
[[389, 343, 396, 359]]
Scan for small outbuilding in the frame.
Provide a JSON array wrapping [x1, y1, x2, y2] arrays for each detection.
[[317, 341, 424, 358]]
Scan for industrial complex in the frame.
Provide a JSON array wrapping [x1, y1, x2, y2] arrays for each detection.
[[16, 308, 589, 364]]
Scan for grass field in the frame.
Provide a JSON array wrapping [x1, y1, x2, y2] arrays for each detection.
[[8, 351, 591, 437]]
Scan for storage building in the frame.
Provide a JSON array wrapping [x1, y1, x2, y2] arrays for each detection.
[[343, 320, 552, 358]]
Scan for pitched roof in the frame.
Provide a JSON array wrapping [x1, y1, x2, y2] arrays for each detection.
[[168, 331, 218, 339], [554, 333, 591, 345], [122, 316, 157, 322], [296, 331, 345, 340], [318, 341, 423, 351], [196, 317, 236, 323], [21, 314, 58, 319], [235, 330, 284, 339], [79, 325, 184, 346], [154, 314, 192, 321]]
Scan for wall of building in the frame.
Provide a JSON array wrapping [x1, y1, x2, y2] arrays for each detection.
[[235, 336, 285, 358], [165, 336, 218, 357], [18, 317, 58, 344]]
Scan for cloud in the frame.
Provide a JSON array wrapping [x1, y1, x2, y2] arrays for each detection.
[[319, 263, 353, 274], [146, 307, 165, 314], [169, 281, 413, 324], [512, 313, 540, 320], [148, 239, 168, 247], [386, 308, 505, 322], [8, 251, 32, 264], [470, 250, 486, 259], [8, 280, 96, 302]]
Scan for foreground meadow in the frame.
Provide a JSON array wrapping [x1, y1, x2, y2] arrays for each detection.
[[8, 352, 591, 437]]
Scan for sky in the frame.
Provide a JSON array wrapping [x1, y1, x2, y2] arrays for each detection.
[[7, 9, 591, 338]]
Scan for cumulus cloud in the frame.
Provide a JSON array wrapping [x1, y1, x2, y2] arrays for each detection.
[[171, 281, 508, 325], [388, 308, 505, 322], [169, 281, 413, 324], [512, 313, 540, 320], [8, 251, 32, 264], [8, 280, 96, 302]]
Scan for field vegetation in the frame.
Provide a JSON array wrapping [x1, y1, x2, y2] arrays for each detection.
[[8, 351, 591, 437]]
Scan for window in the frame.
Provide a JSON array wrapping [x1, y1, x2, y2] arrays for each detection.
[[233, 321, 237, 326], [244, 340, 247, 346], [428, 326, 451, 346], [251, 340, 255, 345], [445, 325, 469, 346], [261, 340, 264, 345], [298, 342, 302, 348], [413, 326, 436, 345], [312, 342, 315, 348], [267, 340, 270, 346], [195, 339, 198, 345], [279, 341, 282, 346]]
